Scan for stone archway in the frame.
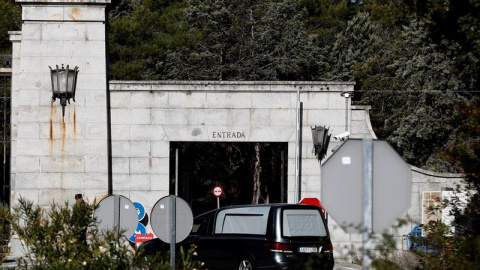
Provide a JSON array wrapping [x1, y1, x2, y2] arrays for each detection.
[[109, 80, 354, 211]]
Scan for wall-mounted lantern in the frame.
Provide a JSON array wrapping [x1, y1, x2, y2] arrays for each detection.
[[311, 125, 331, 161], [49, 64, 79, 117]]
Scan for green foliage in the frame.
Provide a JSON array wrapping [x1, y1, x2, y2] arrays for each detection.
[[2, 198, 203, 269], [137, 245, 204, 270], [322, 14, 470, 171], [412, 0, 480, 51], [0, 203, 10, 264], [386, 19, 467, 170], [300, 0, 350, 43], [165, 0, 319, 80], [317, 12, 391, 82], [108, 0, 199, 80], [364, 0, 414, 27], [443, 100, 480, 177], [408, 204, 480, 270], [0, 0, 20, 54]]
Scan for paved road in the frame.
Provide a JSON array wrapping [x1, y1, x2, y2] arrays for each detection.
[[1, 259, 363, 269], [334, 261, 362, 270]]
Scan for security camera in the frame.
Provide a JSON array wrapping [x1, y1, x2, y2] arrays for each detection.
[[333, 131, 350, 141]]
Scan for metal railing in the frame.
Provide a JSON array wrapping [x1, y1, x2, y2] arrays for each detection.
[[0, 55, 11, 207]]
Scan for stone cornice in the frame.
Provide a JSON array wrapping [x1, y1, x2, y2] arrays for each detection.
[[16, 0, 110, 4], [109, 80, 356, 93]]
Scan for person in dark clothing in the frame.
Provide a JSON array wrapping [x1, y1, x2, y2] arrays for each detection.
[[70, 194, 90, 245]]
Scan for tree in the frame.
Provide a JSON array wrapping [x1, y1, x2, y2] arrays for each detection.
[[364, 0, 415, 27], [317, 12, 471, 171], [385, 20, 468, 171], [108, 0, 199, 80], [0, 0, 20, 54], [300, 0, 350, 37], [165, 0, 320, 80], [316, 12, 395, 83]]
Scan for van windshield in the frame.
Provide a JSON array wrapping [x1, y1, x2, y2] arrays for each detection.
[[282, 209, 327, 237]]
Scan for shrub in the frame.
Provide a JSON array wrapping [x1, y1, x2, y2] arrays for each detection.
[[1, 197, 203, 270]]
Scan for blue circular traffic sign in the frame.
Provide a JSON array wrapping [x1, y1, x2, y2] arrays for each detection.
[[129, 223, 147, 243], [134, 201, 146, 221]]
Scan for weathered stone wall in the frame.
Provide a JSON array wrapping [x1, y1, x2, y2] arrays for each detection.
[[108, 80, 355, 213], [9, 0, 110, 207]]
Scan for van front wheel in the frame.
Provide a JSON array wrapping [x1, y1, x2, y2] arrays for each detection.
[[237, 256, 255, 270]]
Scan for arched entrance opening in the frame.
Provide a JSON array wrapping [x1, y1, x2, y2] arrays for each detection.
[[169, 142, 288, 216]]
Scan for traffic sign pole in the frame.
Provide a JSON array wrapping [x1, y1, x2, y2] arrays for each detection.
[[212, 185, 224, 209], [170, 195, 176, 270], [114, 195, 120, 235], [362, 139, 373, 270]]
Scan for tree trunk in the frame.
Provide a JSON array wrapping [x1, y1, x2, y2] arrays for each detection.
[[251, 142, 261, 204]]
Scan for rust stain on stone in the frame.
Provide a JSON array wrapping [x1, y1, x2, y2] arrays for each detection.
[[50, 101, 54, 153], [73, 107, 77, 136], [50, 13, 62, 20], [148, 157, 153, 169], [68, 8, 82, 21], [49, 101, 54, 140], [61, 119, 66, 152]]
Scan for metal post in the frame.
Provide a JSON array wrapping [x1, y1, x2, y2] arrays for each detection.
[[175, 149, 179, 196], [281, 150, 285, 203], [105, 14, 113, 196], [294, 88, 300, 203], [114, 195, 120, 235], [362, 139, 373, 270], [319, 161, 328, 225], [217, 197, 220, 209], [344, 93, 350, 132], [170, 195, 176, 269], [1, 74, 7, 203]]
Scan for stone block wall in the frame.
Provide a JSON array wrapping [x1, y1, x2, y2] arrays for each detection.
[[9, 0, 110, 207], [108, 81, 355, 215]]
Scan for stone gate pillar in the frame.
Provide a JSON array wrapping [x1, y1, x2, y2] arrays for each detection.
[[10, 0, 110, 209]]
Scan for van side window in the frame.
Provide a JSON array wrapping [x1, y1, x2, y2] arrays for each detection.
[[191, 217, 208, 235], [282, 209, 327, 237], [222, 214, 265, 234], [215, 207, 270, 235]]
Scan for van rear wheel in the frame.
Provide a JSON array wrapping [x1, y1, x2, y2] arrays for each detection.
[[237, 256, 255, 270]]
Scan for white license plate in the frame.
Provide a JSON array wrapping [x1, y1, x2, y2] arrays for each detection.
[[298, 247, 318, 253]]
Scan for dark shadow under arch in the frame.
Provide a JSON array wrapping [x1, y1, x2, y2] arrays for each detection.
[[169, 142, 288, 216]]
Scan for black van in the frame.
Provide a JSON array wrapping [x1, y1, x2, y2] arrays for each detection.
[[140, 204, 334, 270]]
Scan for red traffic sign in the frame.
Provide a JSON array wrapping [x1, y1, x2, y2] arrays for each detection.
[[135, 233, 154, 246], [212, 185, 224, 198], [299, 197, 326, 216]]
